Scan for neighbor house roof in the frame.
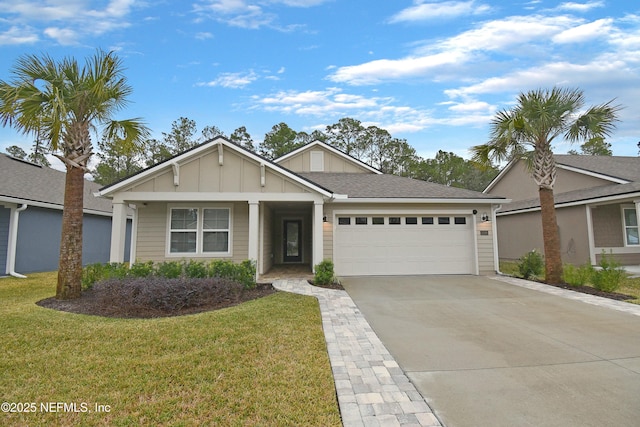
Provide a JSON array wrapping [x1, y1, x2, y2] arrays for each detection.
[[485, 155, 640, 194], [0, 153, 113, 214], [554, 155, 640, 183], [299, 172, 503, 200], [499, 181, 640, 214]]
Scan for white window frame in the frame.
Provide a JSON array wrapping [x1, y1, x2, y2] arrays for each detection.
[[621, 205, 639, 246], [167, 205, 232, 257]]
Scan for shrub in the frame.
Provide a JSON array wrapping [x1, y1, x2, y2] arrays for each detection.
[[517, 250, 544, 280], [208, 259, 256, 289], [592, 252, 627, 293], [82, 263, 129, 290], [185, 260, 208, 278], [128, 261, 155, 278], [92, 277, 244, 315], [314, 259, 336, 286], [563, 262, 594, 286], [156, 261, 184, 279]]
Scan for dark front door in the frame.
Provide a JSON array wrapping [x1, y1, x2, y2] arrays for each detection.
[[283, 220, 302, 262]]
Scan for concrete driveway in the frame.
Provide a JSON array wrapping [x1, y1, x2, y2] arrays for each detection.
[[341, 275, 640, 427]]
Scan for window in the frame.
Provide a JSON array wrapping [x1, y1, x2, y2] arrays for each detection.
[[405, 217, 418, 225], [355, 217, 368, 225], [438, 217, 450, 225], [623, 207, 639, 246], [169, 207, 230, 255], [389, 217, 401, 225], [422, 217, 434, 225], [338, 217, 351, 225], [454, 217, 466, 225], [372, 217, 385, 225]]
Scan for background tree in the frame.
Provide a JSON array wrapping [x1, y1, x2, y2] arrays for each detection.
[[472, 87, 620, 284], [411, 151, 498, 191], [201, 125, 226, 141], [259, 122, 302, 159], [92, 134, 146, 185], [229, 126, 255, 151], [567, 136, 613, 155], [324, 117, 369, 158], [5, 145, 27, 159], [0, 50, 148, 299]]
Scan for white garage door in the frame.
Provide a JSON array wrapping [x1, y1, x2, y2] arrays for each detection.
[[334, 214, 476, 276]]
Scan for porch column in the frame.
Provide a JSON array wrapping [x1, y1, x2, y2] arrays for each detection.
[[6, 204, 27, 278], [635, 200, 640, 245], [248, 201, 260, 264], [109, 202, 128, 263], [313, 201, 324, 271]]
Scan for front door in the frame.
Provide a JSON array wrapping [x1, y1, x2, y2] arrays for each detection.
[[283, 220, 302, 263]]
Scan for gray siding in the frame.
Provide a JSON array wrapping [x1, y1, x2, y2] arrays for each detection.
[[0, 207, 9, 273], [14, 207, 130, 273]]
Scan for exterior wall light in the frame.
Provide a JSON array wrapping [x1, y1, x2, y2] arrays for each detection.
[[481, 212, 490, 222]]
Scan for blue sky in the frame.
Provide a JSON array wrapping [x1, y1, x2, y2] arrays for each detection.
[[1, 0, 639, 168]]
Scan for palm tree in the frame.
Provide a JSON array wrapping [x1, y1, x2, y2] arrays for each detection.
[[0, 50, 148, 299], [472, 87, 620, 284]]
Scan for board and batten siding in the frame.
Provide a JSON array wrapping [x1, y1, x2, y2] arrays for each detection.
[[277, 145, 373, 173], [124, 147, 311, 195], [134, 201, 249, 263]]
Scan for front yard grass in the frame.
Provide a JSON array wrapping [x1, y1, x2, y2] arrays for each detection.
[[499, 260, 640, 304], [0, 272, 341, 426]]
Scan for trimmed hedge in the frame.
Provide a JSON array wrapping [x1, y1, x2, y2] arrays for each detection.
[[82, 259, 256, 290]]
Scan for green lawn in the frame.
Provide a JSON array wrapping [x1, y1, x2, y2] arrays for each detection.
[[499, 261, 640, 304], [0, 272, 341, 427]]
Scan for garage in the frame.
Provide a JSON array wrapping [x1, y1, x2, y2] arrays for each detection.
[[333, 214, 476, 276]]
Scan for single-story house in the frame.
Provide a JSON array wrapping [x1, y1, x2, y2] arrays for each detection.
[[484, 155, 640, 266], [99, 137, 506, 278], [0, 153, 131, 277]]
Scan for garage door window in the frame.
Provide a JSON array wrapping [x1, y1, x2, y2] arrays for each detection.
[[454, 217, 467, 225], [438, 217, 450, 225], [405, 217, 418, 225], [389, 217, 401, 225], [422, 217, 434, 225], [372, 217, 385, 225], [338, 217, 351, 225], [355, 217, 368, 225]]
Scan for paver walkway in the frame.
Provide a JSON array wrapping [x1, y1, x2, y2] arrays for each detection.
[[273, 279, 442, 427]]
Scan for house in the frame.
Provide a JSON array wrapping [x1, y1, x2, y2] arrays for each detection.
[[0, 153, 131, 277], [99, 138, 507, 278], [485, 155, 640, 266]]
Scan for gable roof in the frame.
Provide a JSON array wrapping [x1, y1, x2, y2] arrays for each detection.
[[0, 153, 113, 214], [274, 140, 383, 174], [484, 155, 640, 193], [99, 136, 334, 198], [499, 181, 640, 214], [299, 172, 504, 201]]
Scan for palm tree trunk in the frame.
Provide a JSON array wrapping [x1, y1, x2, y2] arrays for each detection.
[[539, 187, 563, 284], [56, 166, 85, 299]]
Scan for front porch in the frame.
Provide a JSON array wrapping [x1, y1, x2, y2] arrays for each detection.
[[259, 263, 314, 282]]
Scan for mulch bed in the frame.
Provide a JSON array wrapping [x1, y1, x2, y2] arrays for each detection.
[[307, 280, 345, 290], [526, 280, 634, 301], [37, 281, 276, 319]]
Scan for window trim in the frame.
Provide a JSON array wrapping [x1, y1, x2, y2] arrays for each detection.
[[167, 205, 233, 257], [621, 205, 639, 247]]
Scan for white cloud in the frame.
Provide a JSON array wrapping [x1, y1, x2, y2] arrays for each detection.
[[0, 25, 38, 45], [389, 0, 491, 24], [556, 1, 604, 13], [553, 18, 613, 43], [199, 71, 258, 88], [330, 15, 576, 85], [0, 0, 140, 45], [43, 27, 78, 45], [195, 31, 214, 40]]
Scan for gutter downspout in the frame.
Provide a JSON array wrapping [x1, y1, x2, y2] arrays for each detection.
[[7, 204, 27, 278], [492, 204, 503, 275]]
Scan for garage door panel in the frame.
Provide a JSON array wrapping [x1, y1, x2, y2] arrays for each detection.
[[334, 215, 475, 276]]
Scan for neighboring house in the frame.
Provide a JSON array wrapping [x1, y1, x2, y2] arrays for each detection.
[[99, 137, 506, 278], [0, 153, 131, 277], [485, 155, 640, 266]]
